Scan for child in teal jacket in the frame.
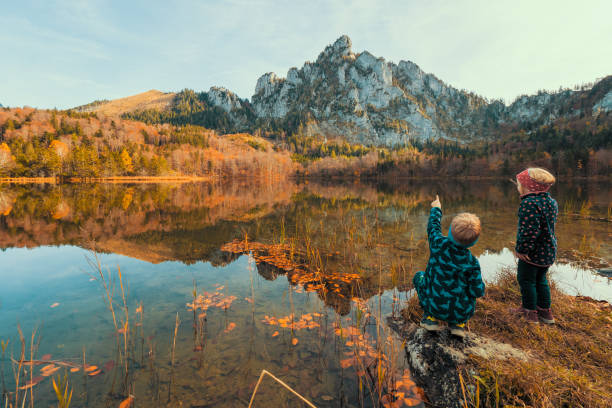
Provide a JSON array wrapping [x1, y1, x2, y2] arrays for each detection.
[[413, 195, 485, 338]]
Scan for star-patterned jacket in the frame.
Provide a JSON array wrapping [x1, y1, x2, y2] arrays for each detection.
[[413, 207, 485, 324], [515, 192, 558, 267]]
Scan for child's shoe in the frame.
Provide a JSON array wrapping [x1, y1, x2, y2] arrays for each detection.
[[449, 322, 466, 338], [420, 315, 442, 331], [511, 307, 539, 324], [536, 306, 555, 324]]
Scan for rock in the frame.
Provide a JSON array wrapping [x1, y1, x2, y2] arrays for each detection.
[[387, 317, 528, 408], [206, 86, 243, 113], [592, 90, 612, 114], [250, 35, 611, 146]]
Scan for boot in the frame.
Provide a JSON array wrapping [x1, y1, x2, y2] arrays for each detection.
[[511, 307, 539, 324], [536, 306, 555, 324], [420, 315, 443, 331]]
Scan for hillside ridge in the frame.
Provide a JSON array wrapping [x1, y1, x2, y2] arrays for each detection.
[[72, 35, 611, 146]]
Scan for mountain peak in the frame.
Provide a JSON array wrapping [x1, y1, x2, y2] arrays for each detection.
[[317, 35, 354, 62]]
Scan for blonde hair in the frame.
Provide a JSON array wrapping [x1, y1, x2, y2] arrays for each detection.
[[451, 213, 481, 246], [528, 168, 556, 184]]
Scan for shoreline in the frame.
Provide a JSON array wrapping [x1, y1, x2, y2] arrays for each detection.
[[1, 175, 610, 184], [0, 176, 212, 184]]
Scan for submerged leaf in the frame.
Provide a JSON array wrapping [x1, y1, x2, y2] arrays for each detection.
[[119, 395, 134, 408]]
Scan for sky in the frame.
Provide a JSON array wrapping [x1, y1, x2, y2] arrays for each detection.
[[1, 0, 610, 109]]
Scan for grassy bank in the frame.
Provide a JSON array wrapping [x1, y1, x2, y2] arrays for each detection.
[[402, 269, 612, 408]]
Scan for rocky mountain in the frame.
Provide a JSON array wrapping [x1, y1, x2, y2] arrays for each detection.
[[76, 35, 611, 146], [249, 35, 611, 145]]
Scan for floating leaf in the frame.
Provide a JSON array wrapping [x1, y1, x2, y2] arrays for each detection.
[[224, 322, 236, 333], [271, 331, 279, 337], [88, 369, 102, 376], [50, 303, 60, 308], [41, 366, 60, 376], [340, 358, 353, 368], [291, 337, 298, 346], [70, 367, 80, 373], [41, 354, 52, 360], [84, 365, 98, 372], [18, 381, 37, 390], [119, 395, 134, 408]]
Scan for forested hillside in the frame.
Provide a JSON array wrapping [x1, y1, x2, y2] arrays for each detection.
[[0, 107, 294, 179]]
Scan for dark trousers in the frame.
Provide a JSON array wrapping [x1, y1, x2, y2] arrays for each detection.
[[517, 260, 551, 310]]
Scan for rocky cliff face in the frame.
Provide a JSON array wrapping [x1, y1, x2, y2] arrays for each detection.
[[248, 35, 611, 146]]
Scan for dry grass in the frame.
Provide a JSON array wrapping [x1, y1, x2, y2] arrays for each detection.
[[464, 270, 612, 408]]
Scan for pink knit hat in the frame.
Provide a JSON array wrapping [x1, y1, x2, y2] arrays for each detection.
[[516, 169, 552, 193]]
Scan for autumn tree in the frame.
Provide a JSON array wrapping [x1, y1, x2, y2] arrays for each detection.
[[120, 149, 134, 175]]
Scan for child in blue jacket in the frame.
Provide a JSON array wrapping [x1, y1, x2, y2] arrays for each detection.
[[413, 195, 485, 338]]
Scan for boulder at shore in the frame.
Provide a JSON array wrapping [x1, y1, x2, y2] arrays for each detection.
[[387, 317, 528, 408]]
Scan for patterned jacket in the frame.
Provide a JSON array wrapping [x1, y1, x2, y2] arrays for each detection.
[[413, 207, 485, 324], [516, 192, 558, 267]]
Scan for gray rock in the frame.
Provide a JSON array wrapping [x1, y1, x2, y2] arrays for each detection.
[[250, 35, 611, 146], [388, 317, 528, 408]]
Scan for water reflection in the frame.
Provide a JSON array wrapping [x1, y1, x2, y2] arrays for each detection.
[[0, 179, 610, 407]]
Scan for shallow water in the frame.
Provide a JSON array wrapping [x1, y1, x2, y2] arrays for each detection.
[[0, 180, 609, 407]]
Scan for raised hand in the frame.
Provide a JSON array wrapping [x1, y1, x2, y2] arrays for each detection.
[[431, 194, 441, 209]]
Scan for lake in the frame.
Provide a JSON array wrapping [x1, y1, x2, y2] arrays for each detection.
[[0, 179, 610, 407]]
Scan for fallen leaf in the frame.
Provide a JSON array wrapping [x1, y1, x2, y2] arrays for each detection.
[[50, 303, 60, 308], [272, 331, 279, 337], [224, 322, 236, 333], [70, 367, 80, 372], [41, 366, 60, 376], [40, 364, 55, 372], [84, 365, 98, 372], [41, 354, 52, 360], [292, 338, 298, 346], [88, 369, 102, 376], [340, 358, 353, 368], [403, 397, 422, 406], [18, 381, 37, 390], [119, 395, 134, 408]]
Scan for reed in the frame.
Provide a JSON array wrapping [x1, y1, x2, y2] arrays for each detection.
[[248, 369, 317, 408], [1, 339, 8, 404], [51, 373, 73, 408]]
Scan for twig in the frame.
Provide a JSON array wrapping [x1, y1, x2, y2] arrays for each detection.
[[248, 369, 317, 408]]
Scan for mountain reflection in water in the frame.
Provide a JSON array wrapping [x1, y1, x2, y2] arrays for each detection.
[[0, 179, 609, 407]]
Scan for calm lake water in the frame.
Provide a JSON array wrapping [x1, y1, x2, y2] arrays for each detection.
[[0, 180, 610, 407]]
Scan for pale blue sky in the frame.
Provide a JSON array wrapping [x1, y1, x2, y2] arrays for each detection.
[[1, 0, 610, 109]]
